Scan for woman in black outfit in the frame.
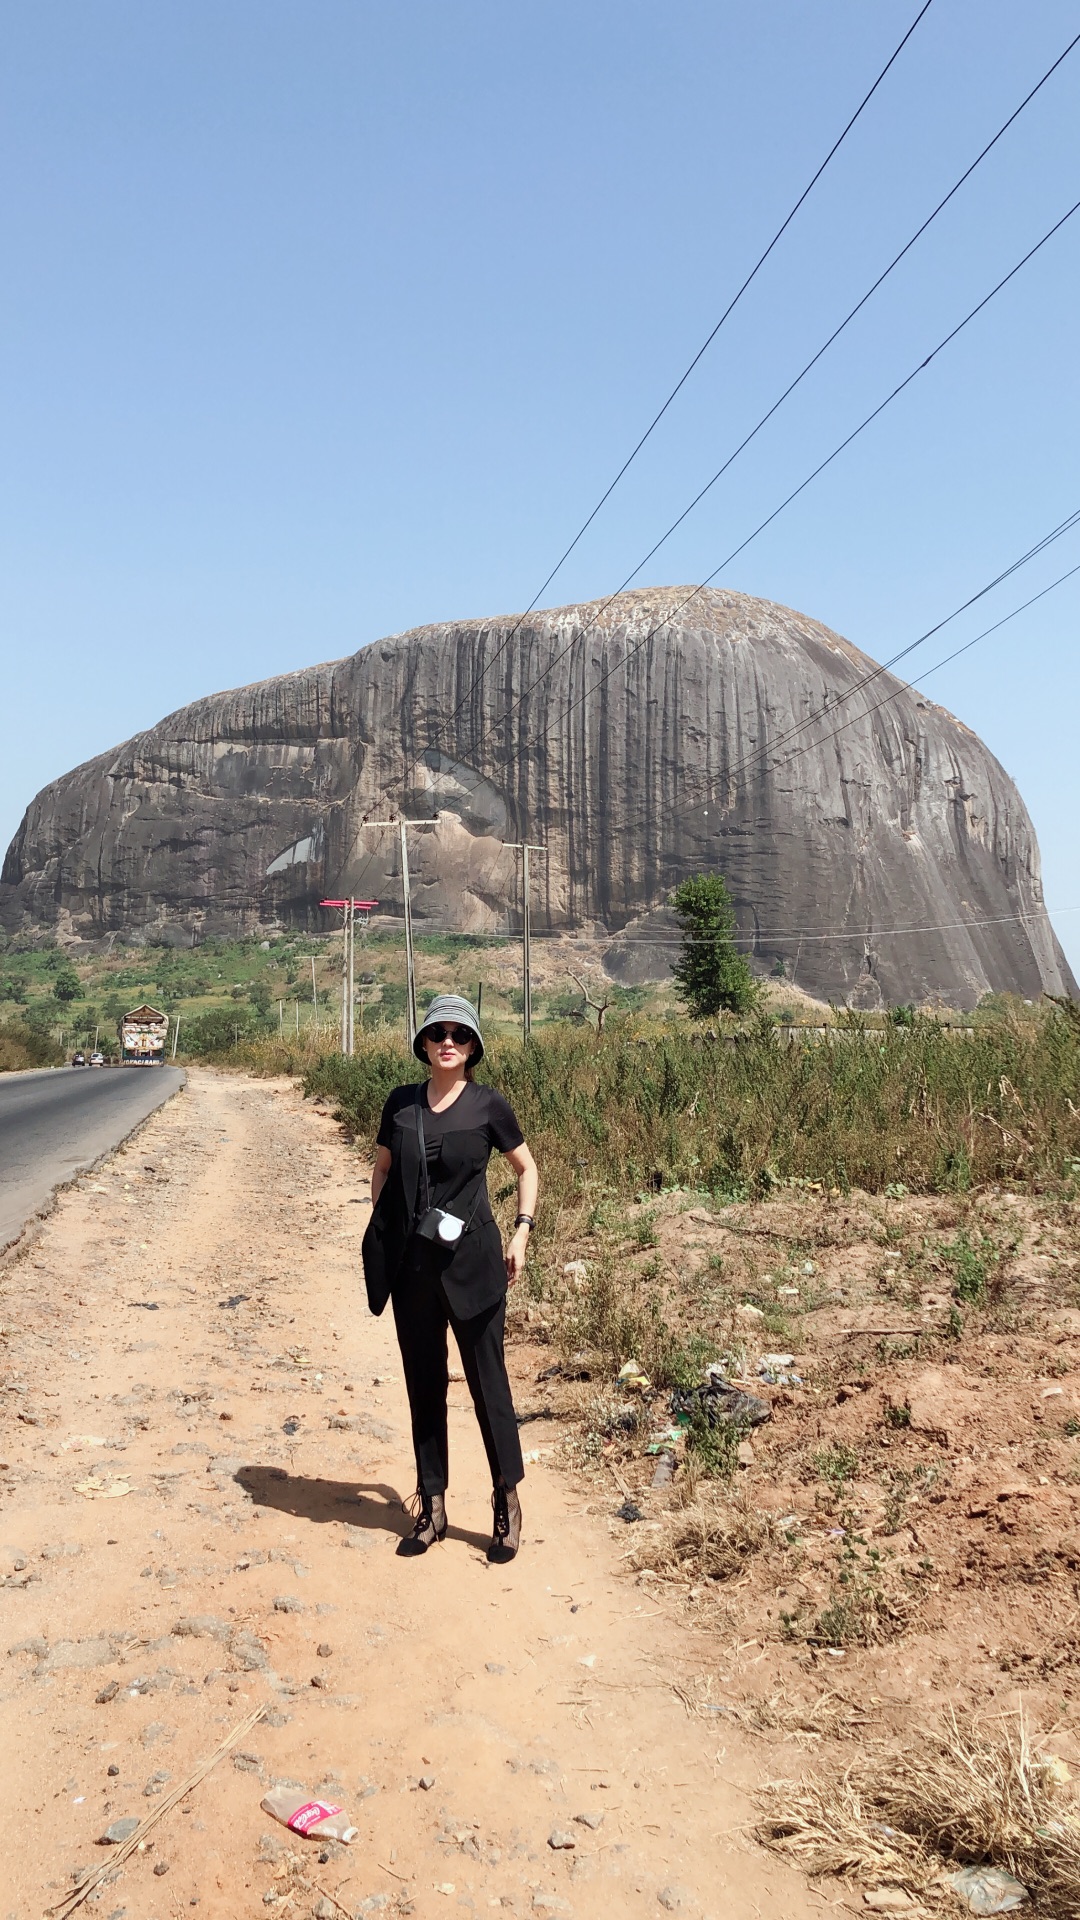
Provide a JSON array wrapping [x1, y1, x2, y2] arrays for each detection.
[[361, 995, 537, 1561]]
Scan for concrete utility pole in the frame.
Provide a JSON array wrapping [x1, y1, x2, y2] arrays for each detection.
[[504, 842, 548, 1041], [321, 897, 378, 1055], [339, 900, 350, 1054], [361, 821, 432, 1046], [347, 900, 356, 1054]]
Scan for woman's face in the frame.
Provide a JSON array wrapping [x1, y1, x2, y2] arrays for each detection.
[[423, 1025, 474, 1072]]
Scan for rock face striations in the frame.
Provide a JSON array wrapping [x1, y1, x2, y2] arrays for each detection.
[[2, 587, 1073, 1006]]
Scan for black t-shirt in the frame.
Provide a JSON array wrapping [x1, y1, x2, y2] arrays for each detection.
[[376, 1080, 524, 1211]]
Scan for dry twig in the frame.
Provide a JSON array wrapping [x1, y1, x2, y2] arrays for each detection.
[[50, 1701, 268, 1917]]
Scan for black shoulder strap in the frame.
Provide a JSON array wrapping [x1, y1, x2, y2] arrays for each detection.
[[414, 1085, 431, 1215]]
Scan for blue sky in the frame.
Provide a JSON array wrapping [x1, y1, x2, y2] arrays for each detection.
[[2, 2, 1078, 968]]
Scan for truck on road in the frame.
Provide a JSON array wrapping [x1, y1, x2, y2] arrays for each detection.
[[118, 1004, 169, 1065]]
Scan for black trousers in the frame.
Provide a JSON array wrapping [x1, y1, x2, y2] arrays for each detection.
[[391, 1251, 524, 1499]]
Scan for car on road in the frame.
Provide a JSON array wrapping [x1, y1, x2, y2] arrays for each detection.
[[71, 1052, 86, 1067], [89, 1051, 105, 1066]]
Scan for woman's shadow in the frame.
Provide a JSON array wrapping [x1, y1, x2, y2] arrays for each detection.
[[234, 1465, 490, 1552]]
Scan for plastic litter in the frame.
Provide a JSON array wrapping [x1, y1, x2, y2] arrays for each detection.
[[671, 1374, 771, 1430], [757, 1354, 804, 1386], [616, 1360, 651, 1392], [259, 1787, 357, 1843], [945, 1868, 1029, 1915], [650, 1452, 677, 1489]]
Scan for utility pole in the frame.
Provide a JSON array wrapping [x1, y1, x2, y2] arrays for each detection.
[[310, 957, 318, 1026], [504, 842, 548, 1040], [339, 901, 349, 1054], [361, 821, 432, 1046], [348, 900, 357, 1054], [321, 898, 377, 1055]]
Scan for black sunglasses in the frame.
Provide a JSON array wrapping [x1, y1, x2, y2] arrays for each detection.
[[425, 1024, 474, 1046]]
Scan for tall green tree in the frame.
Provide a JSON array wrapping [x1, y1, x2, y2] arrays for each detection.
[[670, 874, 760, 1017]]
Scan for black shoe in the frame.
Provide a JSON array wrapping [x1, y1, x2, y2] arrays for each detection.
[[397, 1491, 447, 1556], [487, 1483, 522, 1562]]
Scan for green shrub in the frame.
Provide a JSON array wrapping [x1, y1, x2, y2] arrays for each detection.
[[52, 966, 81, 1003], [815, 1443, 860, 1495], [683, 1404, 744, 1480], [182, 1006, 261, 1056], [941, 1229, 993, 1304], [0, 1020, 64, 1070]]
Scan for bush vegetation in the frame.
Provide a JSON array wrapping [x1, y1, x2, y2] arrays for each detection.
[[301, 1004, 1080, 1205], [0, 1020, 64, 1071]]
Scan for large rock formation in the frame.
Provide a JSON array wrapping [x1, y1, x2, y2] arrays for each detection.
[[1, 587, 1073, 1007]]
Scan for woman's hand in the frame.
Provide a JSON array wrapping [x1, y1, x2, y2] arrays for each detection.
[[502, 1142, 537, 1285], [505, 1226, 530, 1285], [370, 1146, 392, 1207]]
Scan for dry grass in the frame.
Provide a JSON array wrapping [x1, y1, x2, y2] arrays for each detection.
[[741, 1687, 873, 1744], [670, 1678, 868, 1742], [756, 1770, 932, 1891], [630, 1487, 774, 1583], [756, 1710, 1080, 1917]]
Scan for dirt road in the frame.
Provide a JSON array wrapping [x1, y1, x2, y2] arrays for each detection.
[[0, 1068, 819, 1920]]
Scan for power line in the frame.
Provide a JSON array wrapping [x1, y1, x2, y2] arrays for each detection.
[[751, 553, 1080, 795], [524, 196, 1080, 751], [360, 902, 1080, 948], [593, 505, 1080, 869], [346, 4, 991, 907], [659, 506, 1080, 826], [344, 33, 1079, 958], [416, 1, 936, 761], [452, 25, 1080, 764]]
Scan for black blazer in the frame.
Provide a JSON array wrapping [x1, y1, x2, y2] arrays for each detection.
[[361, 1086, 508, 1320]]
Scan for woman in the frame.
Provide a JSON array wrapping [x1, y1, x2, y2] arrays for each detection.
[[362, 994, 537, 1561]]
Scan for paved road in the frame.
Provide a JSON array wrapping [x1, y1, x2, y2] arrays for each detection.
[[0, 1066, 185, 1255]]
